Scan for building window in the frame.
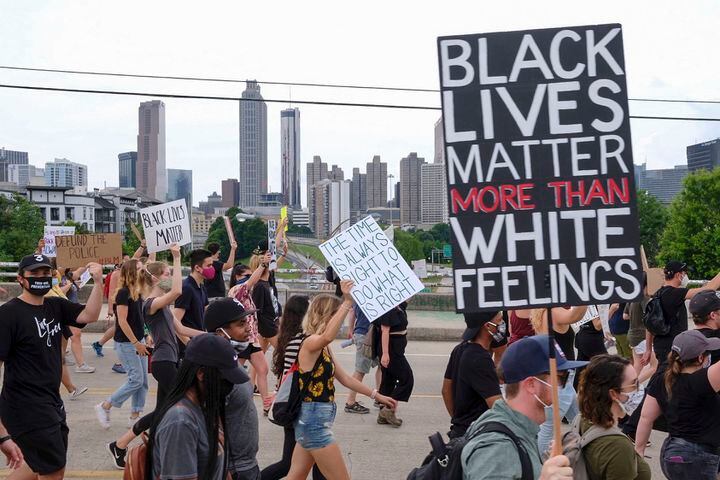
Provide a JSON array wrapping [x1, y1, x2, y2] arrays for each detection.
[[83, 208, 87, 220], [51, 208, 60, 221], [40, 207, 46, 219], [65, 207, 73, 220]]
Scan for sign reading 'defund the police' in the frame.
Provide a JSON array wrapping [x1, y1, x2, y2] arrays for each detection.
[[319, 215, 424, 321], [437, 24, 643, 312], [139, 199, 192, 253]]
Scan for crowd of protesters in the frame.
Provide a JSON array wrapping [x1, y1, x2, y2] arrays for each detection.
[[3, 227, 720, 480]]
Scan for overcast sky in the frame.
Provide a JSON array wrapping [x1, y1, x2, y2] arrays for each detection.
[[1, 0, 719, 207]]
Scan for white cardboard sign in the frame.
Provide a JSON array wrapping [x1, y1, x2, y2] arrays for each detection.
[[319, 215, 424, 321], [575, 304, 600, 328], [268, 219, 278, 271], [139, 199, 192, 253], [43, 226, 76, 257]]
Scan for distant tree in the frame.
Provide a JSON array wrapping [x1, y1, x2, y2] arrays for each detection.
[[0, 194, 45, 261], [636, 190, 668, 266], [394, 229, 424, 264], [287, 224, 313, 236], [205, 207, 267, 262], [63, 220, 90, 235], [658, 169, 720, 278]]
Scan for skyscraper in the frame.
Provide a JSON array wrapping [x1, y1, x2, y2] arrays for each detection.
[[239, 81, 268, 207], [221, 178, 240, 207], [350, 167, 367, 222], [434, 117, 445, 164], [329, 165, 344, 181], [8, 164, 44, 187], [136, 101, 167, 201], [167, 169, 193, 211], [421, 163, 448, 224], [687, 138, 720, 172], [310, 179, 351, 240], [45, 158, 88, 189], [634, 163, 688, 205], [366, 155, 387, 208], [306, 156, 329, 209], [0, 148, 29, 183], [281, 108, 301, 208], [118, 152, 137, 188], [400, 152, 425, 225]]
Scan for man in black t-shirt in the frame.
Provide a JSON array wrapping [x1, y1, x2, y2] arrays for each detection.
[[0, 254, 104, 478], [205, 241, 237, 299], [644, 261, 720, 366], [175, 249, 212, 332], [442, 311, 504, 438], [688, 290, 720, 364]]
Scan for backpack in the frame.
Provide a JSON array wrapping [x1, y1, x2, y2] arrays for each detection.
[[643, 286, 671, 336], [407, 421, 533, 480], [123, 433, 147, 480], [559, 416, 626, 480]]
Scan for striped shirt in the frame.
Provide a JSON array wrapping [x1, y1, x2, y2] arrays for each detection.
[[283, 333, 305, 375]]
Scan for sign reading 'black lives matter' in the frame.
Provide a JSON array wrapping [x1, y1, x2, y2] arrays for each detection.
[[437, 24, 643, 312]]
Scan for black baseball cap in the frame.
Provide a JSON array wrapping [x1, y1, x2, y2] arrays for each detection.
[[18, 254, 52, 272], [204, 298, 256, 333], [664, 261, 688, 276], [462, 311, 501, 341], [500, 335, 588, 384], [253, 239, 269, 255], [184, 334, 249, 384], [689, 290, 720, 317]]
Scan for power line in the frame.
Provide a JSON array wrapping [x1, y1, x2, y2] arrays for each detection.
[[1, 83, 720, 122], [2, 64, 720, 105]]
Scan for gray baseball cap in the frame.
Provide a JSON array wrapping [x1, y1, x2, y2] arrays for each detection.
[[671, 330, 720, 361]]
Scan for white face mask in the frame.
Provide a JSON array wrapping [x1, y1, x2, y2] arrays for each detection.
[[680, 275, 689, 288], [616, 388, 643, 417], [703, 355, 711, 369], [532, 376, 552, 409]]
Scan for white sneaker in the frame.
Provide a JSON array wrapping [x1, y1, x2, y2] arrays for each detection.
[[95, 403, 111, 429], [69, 386, 88, 400], [75, 363, 96, 373], [64, 353, 75, 366]]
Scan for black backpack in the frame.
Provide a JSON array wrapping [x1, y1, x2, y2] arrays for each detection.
[[407, 421, 533, 480], [643, 287, 671, 336]]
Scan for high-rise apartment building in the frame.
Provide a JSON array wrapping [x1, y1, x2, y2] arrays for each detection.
[[310, 179, 351, 240], [239, 81, 268, 207], [8, 164, 44, 187], [687, 138, 720, 172], [167, 169, 193, 211], [0, 148, 29, 183], [281, 108, 301, 208], [118, 152, 137, 188], [366, 155, 387, 208], [45, 158, 88, 190], [306, 156, 329, 209], [421, 162, 448, 224], [634, 163, 688, 205], [136, 101, 167, 201], [400, 152, 425, 225], [351, 167, 367, 222], [329, 165, 344, 181], [221, 178, 240, 208], [434, 117, 445, 164]]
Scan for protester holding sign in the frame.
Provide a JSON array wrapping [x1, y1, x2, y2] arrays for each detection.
[[250, 250, 283, 349], [376, 303, 414, 428], [0, 254, 104, 479], [205, 240, 238, 299]]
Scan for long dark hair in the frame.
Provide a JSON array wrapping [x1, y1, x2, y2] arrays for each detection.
[[664, 350, 704, 400], [273, 295, 310, 377], [577, 354, 630, 428], [146, 360, 232, 480]]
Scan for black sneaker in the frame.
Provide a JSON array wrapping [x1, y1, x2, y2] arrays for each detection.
[[107, 441, 126, 470], [345, 402, 370, 414]]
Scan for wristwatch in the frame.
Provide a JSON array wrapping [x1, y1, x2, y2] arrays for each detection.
[[0, 435, 11, 444]]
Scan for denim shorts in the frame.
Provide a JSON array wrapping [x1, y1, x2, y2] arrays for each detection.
[[661, 436, 720, 479], [294, 402, 337, 450], [353, 333, 378, 374]]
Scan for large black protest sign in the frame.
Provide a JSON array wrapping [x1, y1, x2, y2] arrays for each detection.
[[437, 24, 643, 312]]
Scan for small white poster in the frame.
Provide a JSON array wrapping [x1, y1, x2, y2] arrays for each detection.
[[319, 215, 424, 321], [268, 219, 278, 271], [139, 199, 192, 253], [575, 304, 600, 328], [412, 259, 428, 279], [43, 226, 76, 257]]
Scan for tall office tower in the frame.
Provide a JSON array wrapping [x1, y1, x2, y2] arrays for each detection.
[[350, 167, 367, 221], [400, 152, 425, 225], [45, 158, 88, 189], [328, 165, 344, 181], [167, 169, 193, 210], [306, 155, 329, 209], [221, 178, 240, 207], [394, 182, 400, 208], [281, 108, 301, 208], [310, 179, 351, 240], [239, 81, 268, 207], [0, 148, 29, 183], [634, 163, 688, 205], [687, 138, 720, 172], [421, 163, 448, 224], [136, 100, 167, 201], [434, 117, 445, 164], [118, 152, 137, 188], [8, 164, 44, 187], [365, 155, 387, 208]]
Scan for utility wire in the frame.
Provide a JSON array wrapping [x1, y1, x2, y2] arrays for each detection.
[[2, 65, 720, 105], [2, 83, 720, 122]]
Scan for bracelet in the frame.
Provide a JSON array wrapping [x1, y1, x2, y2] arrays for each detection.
[[0, 435, 11, 444], [370, 389, 378, 400], [132, 340, 139, 345]]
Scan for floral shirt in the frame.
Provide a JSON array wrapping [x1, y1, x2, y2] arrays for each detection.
[[299, 347, 335, 403]]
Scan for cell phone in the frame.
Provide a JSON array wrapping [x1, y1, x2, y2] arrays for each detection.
[[137, 347, 154, 355]]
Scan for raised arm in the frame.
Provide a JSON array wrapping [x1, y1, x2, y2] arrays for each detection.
[[223, 240, 237, 271], [244, 252, 272, 290], [148, 244, 183, 315], [132, 239, 147, 260], [552, 305, 589, 325], [302, 280, 354, 353], [687, 270, 720, 298], [76, 263, 104, 324]]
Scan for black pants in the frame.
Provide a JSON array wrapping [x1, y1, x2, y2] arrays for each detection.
[[260, 426, 326, 480], [132, 360, 178, 435], [379, 335, 414, 402], [573, 329, 607, 389]]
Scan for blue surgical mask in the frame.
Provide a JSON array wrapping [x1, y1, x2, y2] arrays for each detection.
[[51, 278, 59, 287]]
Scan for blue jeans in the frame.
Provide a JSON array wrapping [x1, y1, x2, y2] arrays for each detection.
[[294, 402, 336, 450], [661, 436, 720, 480], [108, 341, 148, 414], [537, 370, 579, 456]]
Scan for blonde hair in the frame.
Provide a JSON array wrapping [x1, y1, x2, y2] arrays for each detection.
[[249, 254, 262, 272], [302, 294, 343, 335], [146, 261, 169, 285], [530, 309, 547, 334], [115, 258, 147, 301]]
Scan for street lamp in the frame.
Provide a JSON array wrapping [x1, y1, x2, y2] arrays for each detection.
[[235, 212, 256, 223]]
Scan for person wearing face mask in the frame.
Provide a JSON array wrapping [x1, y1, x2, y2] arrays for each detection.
[[442, 311, 504, 439], [635, 330, 720, 479], [575, 354, 651, 479], [0, 254, 104, 480], [205, 240, 238, 299], [376, 302, 414, 427], [174, 249, 213, 334], [461, 335, 586, 480]]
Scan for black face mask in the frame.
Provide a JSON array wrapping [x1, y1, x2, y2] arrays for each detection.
[[23, 276, 53, 296]]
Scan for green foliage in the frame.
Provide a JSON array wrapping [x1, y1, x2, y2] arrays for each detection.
[[287, 224, 313, 235], [123, 219, 143, 256], [0, 194, 45, 261], [394, 229, 424, 263], [636, 190, 668, 266], [63, 220, 90, 235], [658, 169, 720, 278], [205, 207, 267, 263]]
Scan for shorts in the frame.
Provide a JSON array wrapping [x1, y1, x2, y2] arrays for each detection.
[[294, 402, 336, 450], [237, 344, 262, 360], [258, 318, 279, 338], [13, 421, 69, 475], [353, 333, 378, 374]]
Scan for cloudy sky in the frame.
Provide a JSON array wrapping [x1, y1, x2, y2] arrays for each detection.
[[1, 0, 719, 207]]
